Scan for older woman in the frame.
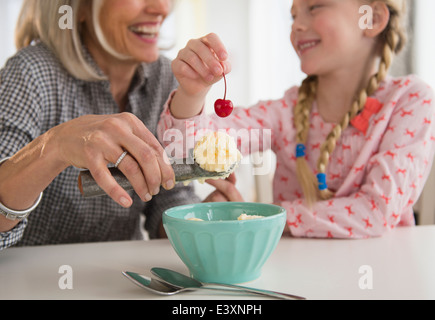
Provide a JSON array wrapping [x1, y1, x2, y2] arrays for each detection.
[[0, 0, 240, 249]]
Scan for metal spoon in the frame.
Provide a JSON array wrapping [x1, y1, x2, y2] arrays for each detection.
[[78, 159, 237, 198], [123, 271, 194, 296], [122, 271, 241, 296], [151, 267, 306, 300]]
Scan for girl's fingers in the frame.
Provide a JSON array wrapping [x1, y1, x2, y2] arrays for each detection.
[[203, 190, 229, 203], [200, 33, 228, 61], [172, 59, 200, 80], [178, 47, 215, 82], [175, 33, 229, 82], [225, 172, 237, 184], [188, 37, 225, 76], [205, 175, 244, 202]]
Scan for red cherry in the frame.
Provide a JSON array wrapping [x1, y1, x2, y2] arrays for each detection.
[[214, 99, 234, 118], [214, 72, 233, 117]]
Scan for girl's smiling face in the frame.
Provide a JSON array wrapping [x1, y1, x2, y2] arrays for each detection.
[[290, 0, 373, 76]]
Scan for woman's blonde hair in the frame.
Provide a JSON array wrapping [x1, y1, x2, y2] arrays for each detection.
[[15, 0, 108, 81], [294, 0, 407, 205]]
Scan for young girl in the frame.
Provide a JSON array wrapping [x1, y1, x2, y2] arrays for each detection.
[[158, 0, 435, 238]]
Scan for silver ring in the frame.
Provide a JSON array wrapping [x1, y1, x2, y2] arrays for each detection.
[[114, 151, 128, 168]]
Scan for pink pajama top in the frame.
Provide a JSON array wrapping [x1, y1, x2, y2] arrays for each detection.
[[158, 75, 435, 238]]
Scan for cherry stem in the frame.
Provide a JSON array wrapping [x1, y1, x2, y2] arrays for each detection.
[[222, 72, 227, 100]]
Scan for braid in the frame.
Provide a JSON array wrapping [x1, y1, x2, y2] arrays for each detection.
[[294, 76, 318, 206], [294, 0, 407, 205]]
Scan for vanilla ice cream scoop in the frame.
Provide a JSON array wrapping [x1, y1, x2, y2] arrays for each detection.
[[194, 132, 241, 173]]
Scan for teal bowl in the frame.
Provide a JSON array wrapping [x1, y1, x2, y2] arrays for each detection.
[[163, 202, 286, 284]]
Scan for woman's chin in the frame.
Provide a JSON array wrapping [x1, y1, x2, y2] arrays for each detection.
[[130, 49, 160, 64]]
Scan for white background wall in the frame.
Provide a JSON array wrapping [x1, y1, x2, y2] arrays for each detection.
[[0, 0, 23, 68], [414, 0, 435, 90], [1, 0, 434, 210]]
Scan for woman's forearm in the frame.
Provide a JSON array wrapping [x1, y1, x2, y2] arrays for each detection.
[[0, 130, 67, 231]]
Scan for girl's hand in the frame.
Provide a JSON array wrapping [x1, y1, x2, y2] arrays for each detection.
[[52, 113, 175, 207], [282, 223, 291, 237], [170, 33, 231, 119], [202, 173, 243, 203], [172, 33, 231, 96]]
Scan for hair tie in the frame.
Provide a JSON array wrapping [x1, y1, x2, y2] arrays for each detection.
[[296, 144, 306, 158], [317, 173, 328, 191]]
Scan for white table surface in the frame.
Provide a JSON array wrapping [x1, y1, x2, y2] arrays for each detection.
[[1, 225, 435, 300]]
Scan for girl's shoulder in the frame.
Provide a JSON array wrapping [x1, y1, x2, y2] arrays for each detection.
[[379, 74, 433, 99], [376, 74, 434, 118], [284, 85, 301, 102], [247, 86, 300, 112], [262, 86, 300, 110]]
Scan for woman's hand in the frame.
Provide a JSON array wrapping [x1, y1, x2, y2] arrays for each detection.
[[202, 173, 244, 203], [52, 113, 175, 208], [170, 33, 231, 119]]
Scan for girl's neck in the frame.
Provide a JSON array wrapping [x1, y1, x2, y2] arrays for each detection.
[[315, 56, 379, 124]]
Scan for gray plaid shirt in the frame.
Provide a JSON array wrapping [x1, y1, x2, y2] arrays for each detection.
[[0, 43, 199, 250]]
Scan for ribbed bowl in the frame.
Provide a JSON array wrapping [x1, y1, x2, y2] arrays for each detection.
[[163, 202, 286, 284]]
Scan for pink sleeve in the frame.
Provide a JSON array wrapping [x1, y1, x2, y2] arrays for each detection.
[[284, 77, 435, 239]]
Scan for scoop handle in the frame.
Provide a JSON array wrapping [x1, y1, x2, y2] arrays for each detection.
[[78, 162, 227, 198], [78, 168, 132, 198]]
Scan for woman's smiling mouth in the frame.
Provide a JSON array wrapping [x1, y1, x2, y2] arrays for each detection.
[[129, 23, 160, 42]]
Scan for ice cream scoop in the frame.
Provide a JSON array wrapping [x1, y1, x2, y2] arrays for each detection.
[[78, 158, 238, 198], [78, 132, 242, 198]]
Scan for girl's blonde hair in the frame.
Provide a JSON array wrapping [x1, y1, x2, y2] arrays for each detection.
[[15, 0, 109, 81], [294, 0, 407, 205]]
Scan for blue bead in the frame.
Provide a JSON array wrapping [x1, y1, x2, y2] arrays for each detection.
[[317, 173, 328, 191], [296, 144, 306, 158]]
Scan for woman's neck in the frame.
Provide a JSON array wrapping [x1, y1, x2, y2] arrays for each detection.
[[84, 36, 139, 112], [103, 60, 138, 112]]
